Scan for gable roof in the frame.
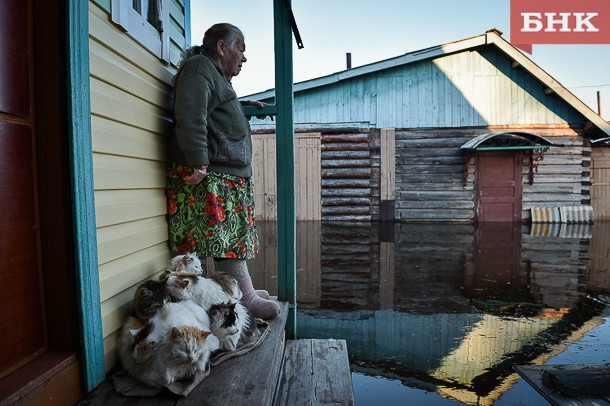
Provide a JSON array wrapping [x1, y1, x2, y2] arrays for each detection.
[[246, 29, 610, 137]]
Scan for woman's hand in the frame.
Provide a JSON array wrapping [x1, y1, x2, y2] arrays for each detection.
[[183, 167, 207, 185], [243, 100, 273, 120]]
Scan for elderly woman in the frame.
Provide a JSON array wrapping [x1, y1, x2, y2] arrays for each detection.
[[166, 23, 280, 319]]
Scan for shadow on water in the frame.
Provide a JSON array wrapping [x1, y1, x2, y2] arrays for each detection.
[[251, 221, 610, 405]]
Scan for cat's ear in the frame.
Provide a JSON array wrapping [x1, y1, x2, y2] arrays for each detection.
[[170, 327, 182, 339], [159, 269, 171, 283], [200, 330, 212, 340], [207, 305, 218, 317], [177, 278, 190, 289]]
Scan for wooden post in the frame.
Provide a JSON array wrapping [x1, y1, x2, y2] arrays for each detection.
[[273, 0, 297, 338]]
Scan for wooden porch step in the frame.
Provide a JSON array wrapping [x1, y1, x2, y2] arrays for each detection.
[[273, 339, 354, 406]]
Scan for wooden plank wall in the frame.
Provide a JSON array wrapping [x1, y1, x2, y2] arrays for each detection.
[[321, 129, 381, 221], [591, 147, 610, 220], [89, 2, 175, 371], [252, 132, 321, 220], [281, 48, 584, 130], [521, 130, 589, 221], [252, 133, 277, 220], [394, 128, 477, 222]]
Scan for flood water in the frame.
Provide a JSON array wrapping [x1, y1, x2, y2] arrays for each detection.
[[251, 221, 610, 405]]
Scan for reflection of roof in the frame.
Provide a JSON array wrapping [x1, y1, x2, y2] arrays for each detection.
[[460, 131, 559, 151]]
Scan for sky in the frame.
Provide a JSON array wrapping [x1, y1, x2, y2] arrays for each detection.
[[190, 0, 610, 120]]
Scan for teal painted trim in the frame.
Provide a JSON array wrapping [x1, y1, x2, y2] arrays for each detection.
[[91, 0, 111, 13], [184, 0, 191, 48], [242, 104, 278, 118], [273, 0, 297, 339], [67, 0, 106, 391]]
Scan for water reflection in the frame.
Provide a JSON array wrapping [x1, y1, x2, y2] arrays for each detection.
[[250, 221, 610, 405]]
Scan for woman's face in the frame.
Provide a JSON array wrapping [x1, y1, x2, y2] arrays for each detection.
[[218, 37, 247, 80]]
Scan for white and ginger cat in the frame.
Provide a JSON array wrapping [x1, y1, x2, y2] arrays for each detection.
[[207, 302, 257, 351], [116, 300, 219, 388], [162, 270, 242, 313], [169, 253, 204, 276]]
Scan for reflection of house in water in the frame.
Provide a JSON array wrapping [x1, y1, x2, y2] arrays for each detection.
[[252, 221, 610, 404]]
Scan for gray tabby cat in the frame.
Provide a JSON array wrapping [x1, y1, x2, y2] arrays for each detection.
[[133, 280, 167, 321]]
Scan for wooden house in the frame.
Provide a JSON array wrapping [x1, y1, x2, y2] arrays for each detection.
[[248, 29, 610, 222], [0, 0, 188, 402]]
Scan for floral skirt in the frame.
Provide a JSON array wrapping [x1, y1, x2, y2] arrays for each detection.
[[166, 163, 258, 259]]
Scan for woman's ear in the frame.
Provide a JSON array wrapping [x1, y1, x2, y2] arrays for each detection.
[[216, 39, 226, 56]]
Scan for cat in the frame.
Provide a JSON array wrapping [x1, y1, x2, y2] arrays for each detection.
[[133, 279, 168, 321], [163, 270, 242, 313], [116, 300, 219, 388], [116, 316, 157, 378], [208, 302, 257, 351], [169, 252, 203, 276]]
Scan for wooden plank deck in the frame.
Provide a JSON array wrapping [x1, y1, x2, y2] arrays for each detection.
[[274, 339, 354, 406], [78, 302, 354, 405]]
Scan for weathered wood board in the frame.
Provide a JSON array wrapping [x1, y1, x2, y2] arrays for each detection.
[[515, 364, 610, 406], [273, 339, 354, 406]]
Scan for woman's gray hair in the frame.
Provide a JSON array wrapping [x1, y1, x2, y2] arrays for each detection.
[[179, 23, 243, 65]]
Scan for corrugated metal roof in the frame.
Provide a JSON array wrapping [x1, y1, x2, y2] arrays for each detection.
[[460, 131, 559, 151]]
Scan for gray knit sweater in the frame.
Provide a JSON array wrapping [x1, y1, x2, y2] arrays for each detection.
[[168, 54, 253, 178]]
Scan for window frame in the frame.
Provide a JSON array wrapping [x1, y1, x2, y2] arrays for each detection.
[[111, 0, 170, 62]]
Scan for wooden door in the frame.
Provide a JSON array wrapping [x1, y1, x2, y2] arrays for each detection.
[[475, 151, 522, 222], [0, 0, 81, 403]]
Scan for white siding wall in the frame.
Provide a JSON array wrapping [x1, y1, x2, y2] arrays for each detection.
[[89, 2, 175, 371]]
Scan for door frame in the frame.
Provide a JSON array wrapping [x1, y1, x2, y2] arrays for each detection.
[[475, 151, 523, 223], [67, 0, 105, 390]]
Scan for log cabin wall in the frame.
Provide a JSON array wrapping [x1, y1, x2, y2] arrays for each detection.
[[321, 129, 381, 222]]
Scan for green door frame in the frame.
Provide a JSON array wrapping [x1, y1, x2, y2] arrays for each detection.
[[67, 0, 105, 391]]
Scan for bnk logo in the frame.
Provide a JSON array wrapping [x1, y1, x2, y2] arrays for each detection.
[[510, 0, 610, 53]]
